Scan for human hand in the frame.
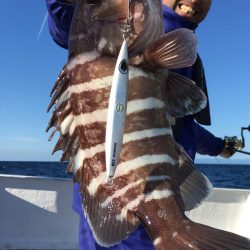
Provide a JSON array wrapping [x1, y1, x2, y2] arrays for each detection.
[[219, 147, 236, 159]]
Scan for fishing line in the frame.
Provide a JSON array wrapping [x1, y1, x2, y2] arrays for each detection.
[[36, 12, 48, 42], [213, 156, 222, 165]]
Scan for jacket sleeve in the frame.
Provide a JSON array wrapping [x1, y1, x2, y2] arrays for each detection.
[[194, 122, 224, 156], [45, 0, 75, 49]]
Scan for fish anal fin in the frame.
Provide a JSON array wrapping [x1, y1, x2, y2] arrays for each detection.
[[166, 72, 207, 117], [177, 144, 213, 211], [143, 28, 197, 69]]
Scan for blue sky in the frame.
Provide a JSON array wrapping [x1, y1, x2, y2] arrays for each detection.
[[0, 1, 250, 163]]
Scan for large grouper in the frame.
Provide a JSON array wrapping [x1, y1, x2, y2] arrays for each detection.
[[47, 0, 250, 249]]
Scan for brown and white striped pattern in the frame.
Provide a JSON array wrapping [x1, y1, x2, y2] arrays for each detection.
[[46, 1, 250, 248], [48, 52, 178, 224], [47, 47, 217, 248], [75, 59, 176, 220]]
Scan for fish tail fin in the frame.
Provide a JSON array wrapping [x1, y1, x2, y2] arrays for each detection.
[[136, 198, 250, 250], [153, 219, 250, 250], [143, 28, 197, 69]]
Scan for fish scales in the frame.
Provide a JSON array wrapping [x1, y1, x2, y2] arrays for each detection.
[[73, 62, 175, 185], [47, 0, 250, 249]]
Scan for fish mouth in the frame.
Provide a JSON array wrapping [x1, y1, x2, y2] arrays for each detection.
[[117, 13, 129, 23], [92, 0, 129, 23], [129, 2, 148, 35]]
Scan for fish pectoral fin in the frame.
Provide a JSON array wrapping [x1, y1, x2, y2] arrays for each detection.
[[143, 28, 197, 69], [165, 71, 207, 117]]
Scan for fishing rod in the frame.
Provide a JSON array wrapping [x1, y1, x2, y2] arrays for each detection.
[[224, 125, 250, 155]]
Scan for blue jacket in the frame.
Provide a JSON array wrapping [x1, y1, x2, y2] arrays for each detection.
[[45, 1, 224, 249]]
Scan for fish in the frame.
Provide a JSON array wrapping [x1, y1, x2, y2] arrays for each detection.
[[47, 0, 250, 249]]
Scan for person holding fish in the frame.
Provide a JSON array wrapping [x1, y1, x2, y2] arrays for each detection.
[[45, 0, 238, 249]]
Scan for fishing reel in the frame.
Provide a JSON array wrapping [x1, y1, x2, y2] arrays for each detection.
[[224, 136, 243, 150], [224, 125, 250, 155]]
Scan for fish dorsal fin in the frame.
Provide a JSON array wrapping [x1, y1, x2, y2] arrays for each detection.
[[143, 28, 197, 69], [165, 71, 207, 117], [46, 67, 80, 174]]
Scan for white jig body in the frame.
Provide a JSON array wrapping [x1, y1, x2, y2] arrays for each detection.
[[105, 38, 129, 183]]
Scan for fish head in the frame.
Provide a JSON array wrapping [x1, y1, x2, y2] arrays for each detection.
[[91, 0, 129, 22], [89, 0, 164, 58], [162, 0, 211, 24], [89, 0, 129, 57]]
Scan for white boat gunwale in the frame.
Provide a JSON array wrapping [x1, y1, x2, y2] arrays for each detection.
[[0, 174, 249, 249]]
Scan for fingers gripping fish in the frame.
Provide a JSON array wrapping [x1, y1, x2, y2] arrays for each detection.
[[47, 0, 250, 249]]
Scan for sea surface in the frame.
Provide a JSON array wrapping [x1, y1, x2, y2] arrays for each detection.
[[0, 161, 250, 189]]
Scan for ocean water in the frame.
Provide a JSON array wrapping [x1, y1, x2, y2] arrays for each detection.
[[0, 161, 250, 189]]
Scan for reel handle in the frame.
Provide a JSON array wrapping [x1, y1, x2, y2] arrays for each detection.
[[242, 125, 250, 132]]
